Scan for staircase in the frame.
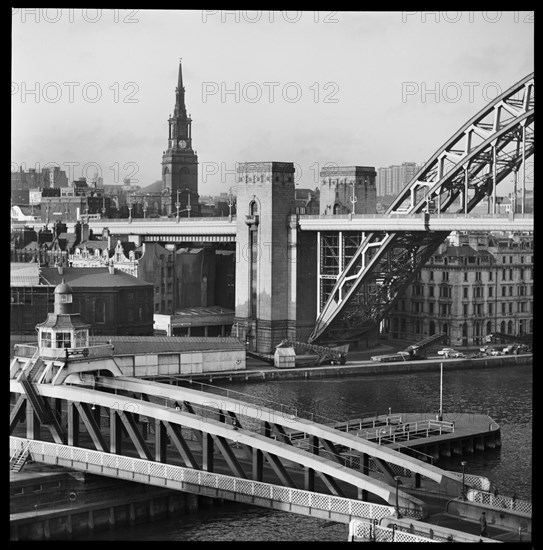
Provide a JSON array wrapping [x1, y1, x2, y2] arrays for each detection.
[[19, 374, 54, 425], [10, 441, 32, 473]]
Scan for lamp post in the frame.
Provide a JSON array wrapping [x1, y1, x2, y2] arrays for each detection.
[[228, 187, 235, 220], [394, 475, 402, 518], [461, 460, 467, 500], [185, 188, 191, 219], [350, 182, 357, 215], [175, 189, 181, 222]]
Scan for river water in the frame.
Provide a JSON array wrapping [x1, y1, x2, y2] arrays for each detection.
[[75, 362, 532, 541]]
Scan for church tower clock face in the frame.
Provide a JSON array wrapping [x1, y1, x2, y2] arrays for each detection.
[[178, 139, 187, 149]]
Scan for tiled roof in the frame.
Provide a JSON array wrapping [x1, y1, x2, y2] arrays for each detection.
[[40, 267, 152, 288], [10, 262, 40, 286], [97, 336, 244, 354]]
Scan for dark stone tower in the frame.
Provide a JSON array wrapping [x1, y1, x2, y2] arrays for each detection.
[[161, 60, 199, 217]]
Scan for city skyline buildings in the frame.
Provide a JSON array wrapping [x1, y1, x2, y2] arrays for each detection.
[[12, 10, 534, 196]]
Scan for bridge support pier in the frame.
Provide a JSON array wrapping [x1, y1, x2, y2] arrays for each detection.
[[202, 433, 214, 472], [358, 453, 369, 501], [110, 410, 123, 454], [155, 420, 168, 462], [25, 403, 40, 440], [304, 435, 318, 492], [68, 402, 80, 446], [252, 448, 263, 481]]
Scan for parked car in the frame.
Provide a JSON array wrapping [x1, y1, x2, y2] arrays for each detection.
[[489, 348, 504, 356], [437, 347, 456, 356]]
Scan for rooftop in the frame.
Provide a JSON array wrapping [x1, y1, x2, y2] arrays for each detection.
[[40, 267, 153, 288], [101, 335, 244, 354], [10, 262, 40, 286]]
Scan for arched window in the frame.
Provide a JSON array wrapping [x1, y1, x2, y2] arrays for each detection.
[[429, 321, 436, 335], [500, 321, 506, 333], [507, 320, 513, 334], [249, 200, 258, 215], [486, 321, 492, 335]]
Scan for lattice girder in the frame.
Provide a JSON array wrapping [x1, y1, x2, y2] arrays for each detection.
[[309, 73, 534, 343]]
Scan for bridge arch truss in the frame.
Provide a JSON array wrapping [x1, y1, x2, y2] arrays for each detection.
[[309, 73, 534, 343], [10, 375, 468, 516]]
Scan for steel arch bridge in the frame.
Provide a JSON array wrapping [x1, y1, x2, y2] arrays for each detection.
[[10, 373, 468, 516], [309, 73, 534, 343]]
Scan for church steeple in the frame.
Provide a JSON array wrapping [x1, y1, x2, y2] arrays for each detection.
[[162, 59, 199, 217], [167, 58, 193, 151], [174, 59, 187, 118]]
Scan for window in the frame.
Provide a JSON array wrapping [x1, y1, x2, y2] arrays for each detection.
[[488, 303, 493, 316], [429, 271, 434, 281], [488, 287, 493, 298], [509, 269, 513, 281], [475, 272, 482, 281], [509, 303, 513, 314], [463, 304, 468, 316], [501, 303, 506, 315], [510, 256, 513, 264], [56, 332, 71, 348], [509, 286, 513, 297], [502, 269, 506, 281], [501, 286, 506, 297], [74, 330, 87, 348], [520, 268, 524, 280], [41, 330, 52, 348], [429, 303, 434, 315], [489, 271, 493, 281], [463, 287, 468, 299], [442, 272, 449, 282], [429, 286, 434, 297], [463, 272, 468, 282]]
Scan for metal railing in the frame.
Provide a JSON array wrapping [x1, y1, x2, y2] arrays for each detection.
[[467, 488, 532, 515], [348, 519, 439, 542], [11, 436, 396, 523], [360, 419, 455, 445], [13, 343, 114, 360]]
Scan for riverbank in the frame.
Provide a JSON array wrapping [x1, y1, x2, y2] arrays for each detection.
[[144, 352, 532, 385], [10, 462, 223, 540]]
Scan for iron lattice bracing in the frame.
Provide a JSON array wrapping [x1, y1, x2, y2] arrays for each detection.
[[309, 73, 534, 344], [10, 375, 469, 514]]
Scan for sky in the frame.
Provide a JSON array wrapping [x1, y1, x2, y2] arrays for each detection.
[[11, 9, 534, 197]]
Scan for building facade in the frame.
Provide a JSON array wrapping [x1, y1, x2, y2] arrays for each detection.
[[319, 166, 377, 215], [384, 232, 534, 347], [10, 264, 154, 336], [376, 162, 420, 200]]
